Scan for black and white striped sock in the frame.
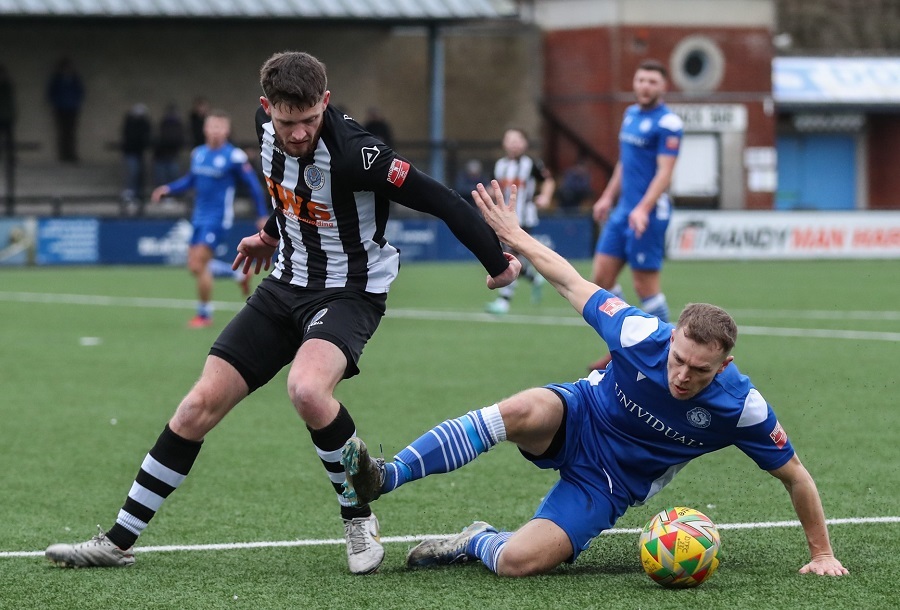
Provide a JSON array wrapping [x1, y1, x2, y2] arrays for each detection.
[[106, 424, 202, 549], [308, 403, 370, 520]]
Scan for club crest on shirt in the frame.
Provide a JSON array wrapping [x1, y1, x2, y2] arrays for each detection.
[[362, 146, 380, 170], [304, 165, 325, 191], [687, 407, 711, 428]]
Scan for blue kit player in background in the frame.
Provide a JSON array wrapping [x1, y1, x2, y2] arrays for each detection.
[[341, 182, 848, 579], [589, 59, 682, 370], [151, 109, 268, 328]]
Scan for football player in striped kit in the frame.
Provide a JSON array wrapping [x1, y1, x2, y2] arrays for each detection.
[[341, 181, 848, 579], [589, 59, 683, 371], [485, 127, 555, 315], [45, 51, 519, 575]]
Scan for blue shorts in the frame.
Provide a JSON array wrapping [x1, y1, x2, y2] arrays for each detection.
[[522, 382, 632, 561], [594, 202, 670, 271], [190, 223, 226, 249]]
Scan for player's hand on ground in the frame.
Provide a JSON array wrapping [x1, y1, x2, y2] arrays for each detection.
[[799, 554, 849, 576], [628, 206, 650, 238], [487, 252, 521, 290], [233, 232, 275, 275]]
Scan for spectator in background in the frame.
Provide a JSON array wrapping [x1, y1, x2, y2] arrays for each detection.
[[153, 102, 186, 187], [363, 106, 394, 148], [120, 103, 152, 205], [0, 65, 15, 166], [556, 157, 593, 212], [46, 57, 85, 163], [485, 127, 555, 315], [454, 158, 488, 205], [188, 96, 210, 148]]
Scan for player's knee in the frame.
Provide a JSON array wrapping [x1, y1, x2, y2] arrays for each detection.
[[286, 377, 330, 420], [495, 546, 557, 577], [170, 390, 222, 440], [187, 257, 207, 275]]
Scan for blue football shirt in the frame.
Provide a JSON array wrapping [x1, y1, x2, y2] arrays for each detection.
[[166, 142, 268, 229], [575, 288, 795, 505], [614, 103, 683, 219]]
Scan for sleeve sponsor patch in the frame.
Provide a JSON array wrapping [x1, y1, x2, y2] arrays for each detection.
[[769, 421, 788, 449], [387, 158, 410, 187], [599, 297, 629, 317], [665, 136, 681, 150]]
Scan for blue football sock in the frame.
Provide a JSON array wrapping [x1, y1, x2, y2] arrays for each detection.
[[641, 292, 669, 323], [197, 302, 212, 318], [380, 405, 506, 494], [470, 530, 511, 574], [208, 258, 236, 278]]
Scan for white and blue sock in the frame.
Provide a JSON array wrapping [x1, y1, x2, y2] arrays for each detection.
[[470, 529, 512, 573], [641, 292, 669, 323], [380, 405, 506, 494], [197, 302, 212, 319], [208, 258, 236, 279]]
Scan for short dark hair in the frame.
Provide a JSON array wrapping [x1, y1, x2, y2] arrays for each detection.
[[637, 59, 668, 80], [259, 51, 328, 110], [675, 303, 738, 354]]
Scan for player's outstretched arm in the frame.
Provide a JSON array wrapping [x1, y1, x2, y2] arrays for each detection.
[[768, 454, 849, 577], [473, 181, 598, 315]]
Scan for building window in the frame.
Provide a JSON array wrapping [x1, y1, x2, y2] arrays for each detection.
[[670, 36, 725, 95]]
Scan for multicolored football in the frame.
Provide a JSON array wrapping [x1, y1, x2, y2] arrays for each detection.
[[639, 506, 721, 588]]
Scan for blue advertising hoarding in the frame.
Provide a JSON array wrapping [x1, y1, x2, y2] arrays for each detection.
[[17, 216, 594, 266]]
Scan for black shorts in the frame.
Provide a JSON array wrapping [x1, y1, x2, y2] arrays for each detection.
[[210, 276, 387, 392]]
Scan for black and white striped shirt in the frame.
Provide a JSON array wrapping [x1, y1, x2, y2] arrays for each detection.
[[257, 105, 508, 293], [494, 154, 548, 229]]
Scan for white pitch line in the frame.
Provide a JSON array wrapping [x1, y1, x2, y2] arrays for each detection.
[[3, 516, 899, 559], [2, 291, 899, 342]]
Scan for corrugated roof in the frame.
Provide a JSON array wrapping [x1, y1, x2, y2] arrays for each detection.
[[0, 0, 519, 20]]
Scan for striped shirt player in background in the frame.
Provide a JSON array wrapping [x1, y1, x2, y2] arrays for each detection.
[[46, 51, 519, 575], [589, 59, 683, 370], [150, 109, 269, 328], [485, 127, 555, 315], [341, 181, 849, 579]]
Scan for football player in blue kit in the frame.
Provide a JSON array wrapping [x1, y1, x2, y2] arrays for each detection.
[[341, 181, 848, 579], [151, 109, 269, 327], [589, 59, 683, 370]]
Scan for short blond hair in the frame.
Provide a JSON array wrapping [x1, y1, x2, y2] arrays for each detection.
[[675, 303, 737, 354]]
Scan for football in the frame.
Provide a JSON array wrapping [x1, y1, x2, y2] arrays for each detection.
[[639, 506, 721, 588]]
